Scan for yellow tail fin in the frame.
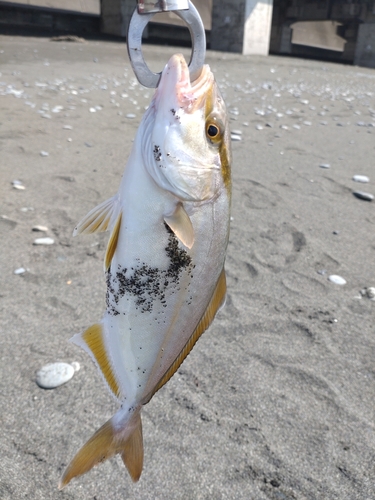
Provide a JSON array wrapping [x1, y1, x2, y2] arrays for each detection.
[[59, 411, 143, 489]]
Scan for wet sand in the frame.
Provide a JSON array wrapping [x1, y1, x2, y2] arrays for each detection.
[[1, 34, 375, 500]]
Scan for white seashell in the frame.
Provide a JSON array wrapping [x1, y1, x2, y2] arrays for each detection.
[[36, 363, 75, 389]]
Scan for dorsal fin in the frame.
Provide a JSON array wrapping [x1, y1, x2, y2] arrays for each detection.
[[104, 211, 122, 270], [142, 268, 227, 404], [73, 196, 120, 236], [164, 203, 194, 249], [70, 324, 121, 400]]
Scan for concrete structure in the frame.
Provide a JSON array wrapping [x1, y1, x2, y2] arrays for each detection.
[[100, 0, 133, 37], [0, 0, 99, 14], [270, 0, 375, 68], [354, 22, 375, 68], [0, 0, 100, 32], [99, 0, 273, 56], [1, 0, 375, 68], [211, 0, 273, 55]]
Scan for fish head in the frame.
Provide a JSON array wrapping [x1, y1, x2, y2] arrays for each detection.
[[144, 54, 231, 202]]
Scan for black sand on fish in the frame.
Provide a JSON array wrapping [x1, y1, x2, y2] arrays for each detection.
[[0, 34, 375, 500]]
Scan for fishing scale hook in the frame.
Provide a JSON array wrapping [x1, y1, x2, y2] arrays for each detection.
[[127, 0, 206, 88]]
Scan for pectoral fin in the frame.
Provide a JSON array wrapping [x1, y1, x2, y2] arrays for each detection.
[[73, 195, 120, 236], [164, 203, 194, 249]]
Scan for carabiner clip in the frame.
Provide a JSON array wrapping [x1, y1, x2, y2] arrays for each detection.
[[127, 0, 206, 88]]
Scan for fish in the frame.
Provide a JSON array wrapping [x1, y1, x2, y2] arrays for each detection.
[[59, 53, 232, 489]]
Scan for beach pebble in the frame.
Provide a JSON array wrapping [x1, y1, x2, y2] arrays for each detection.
[[352, 175, 369, 183], [33, 237, 54, 245], [231, 134, 242, 141], [40, 150, 49, 157], [319, 163, 330, 169], [328, 275, 346, 285], [361, 287, 375, 300], [13, 183, 25, 190], [36, 362, 75, 389], [255, 124, 263, 130], [353, 191, 374, 201], [14, 267, 26, 275], [32, 225, 48, 232], [63, 125, 73, 130], [126, 113, 136, 119]]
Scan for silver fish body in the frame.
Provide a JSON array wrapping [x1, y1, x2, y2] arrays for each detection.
[[59, 53, 231, 488]]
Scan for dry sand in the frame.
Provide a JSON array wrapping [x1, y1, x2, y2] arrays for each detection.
[[1, 34, 375, 500]]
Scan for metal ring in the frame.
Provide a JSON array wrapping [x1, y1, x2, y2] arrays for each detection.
[[127, 1, 206, 88]]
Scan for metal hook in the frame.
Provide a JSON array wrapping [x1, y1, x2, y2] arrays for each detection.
[[127, 1, 206, 88]]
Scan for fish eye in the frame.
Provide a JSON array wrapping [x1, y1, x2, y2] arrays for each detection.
[[207, 124, 220, 139]]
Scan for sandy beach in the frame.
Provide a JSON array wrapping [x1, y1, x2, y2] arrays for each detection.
[[0, 33, 375, 499]]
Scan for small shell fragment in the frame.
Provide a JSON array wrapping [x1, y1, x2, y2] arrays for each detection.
[[33, 237, 55, 245], [352, 175, 369, 183], [32, 225, 48, 232], [14, 267, 26, 275], [353, 191, 374, 201], [328, 275, 346, 285]]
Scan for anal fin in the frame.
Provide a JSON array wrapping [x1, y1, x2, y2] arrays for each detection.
[[71, 324, 121, 400], [164, 202, 194, 249]]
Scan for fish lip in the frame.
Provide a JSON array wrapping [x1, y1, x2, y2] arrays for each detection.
[[159, 54, 213, 110]]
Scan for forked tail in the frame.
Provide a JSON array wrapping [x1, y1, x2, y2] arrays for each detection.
[[59, 409, 143, 489]]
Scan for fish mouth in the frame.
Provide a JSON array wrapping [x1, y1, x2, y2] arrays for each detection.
[[158, 54, 214, 111]]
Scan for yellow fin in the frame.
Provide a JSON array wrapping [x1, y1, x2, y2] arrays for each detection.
[[164, 203, 194, 249], [59, 411, 143, 489], [144, 268, 227, 403], [73, 323, 121, 399], [73, 196, 119, 236], [104, 211, 122, 270], [120, 412, 144, 482]]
